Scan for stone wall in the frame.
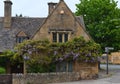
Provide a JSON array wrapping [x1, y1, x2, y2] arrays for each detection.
[[0, 74, 12, 84], [12, 62, 98, 84], [73, 62, 98, 79], [12, 71, 98, 84], [13, 72, 80, 84], [33, 0, 90, 42], [109, 52, 120, 64]]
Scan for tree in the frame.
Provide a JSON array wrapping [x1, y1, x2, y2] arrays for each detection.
[[75, 0, 120, 51]]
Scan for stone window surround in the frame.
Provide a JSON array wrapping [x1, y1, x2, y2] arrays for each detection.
[[16, 36, 29, 43], [50, 31, 73, 43]]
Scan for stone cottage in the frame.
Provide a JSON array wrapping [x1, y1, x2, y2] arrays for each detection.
[[0, 0, 98, 78]]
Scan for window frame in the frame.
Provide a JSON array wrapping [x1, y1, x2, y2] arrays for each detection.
[[64, 33, 68, 42], [59, 33, 63, 43], [16, 36, 29, 43], [52, 32, 57, 42], [52, 32, 69, 43]]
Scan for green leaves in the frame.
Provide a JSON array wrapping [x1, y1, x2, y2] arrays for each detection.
[[0, 67, 5, 74], [0, 50, 16, 62], [75, 0, 120, 51], [13, 37, 101, 64], [0, 50, 15, 57], [0, 36, 101, 73], [51, 37, 101, 62]]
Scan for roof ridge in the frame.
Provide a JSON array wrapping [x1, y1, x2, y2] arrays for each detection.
[[12, 17, 46, 19]]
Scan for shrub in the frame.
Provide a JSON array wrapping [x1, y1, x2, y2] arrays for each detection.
[[0, 67, 5, 74]]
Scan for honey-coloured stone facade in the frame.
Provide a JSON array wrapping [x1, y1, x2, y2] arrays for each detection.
[[33, 0, 90, 41], [0, 0, 99, 79]]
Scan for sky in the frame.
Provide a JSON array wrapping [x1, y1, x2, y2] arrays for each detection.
[[0, 0, 120, 17]]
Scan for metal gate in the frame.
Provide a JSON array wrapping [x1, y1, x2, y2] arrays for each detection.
[[0, 75, 12, 84]]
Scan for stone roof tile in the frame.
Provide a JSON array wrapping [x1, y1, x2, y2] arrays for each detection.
[[0, 17, 45, 52]]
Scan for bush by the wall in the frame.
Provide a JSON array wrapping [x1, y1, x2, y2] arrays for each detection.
[[0, 67, 5, 74]]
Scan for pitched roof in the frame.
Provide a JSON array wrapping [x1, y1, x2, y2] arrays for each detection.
[[0, 17, 45, 52], [17, 31, 27, 37], [0, 0, 88, 52], [33, 0, 88, 38], [76, 16, 86, 30]]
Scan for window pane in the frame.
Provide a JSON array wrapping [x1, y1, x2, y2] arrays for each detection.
[[61, 61, 67, 72], [64, 33, 68, 42], [52, 33, 57, 42], [17, 37, 28, 43], [56, 62, 67, 72], [19, 37, 22, 43], [59, 33, 63, 42], [68, 61, 73, 72]]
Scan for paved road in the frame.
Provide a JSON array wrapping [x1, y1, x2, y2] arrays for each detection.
[[101, 64, 120, 70], [52, 64, 120, 84]]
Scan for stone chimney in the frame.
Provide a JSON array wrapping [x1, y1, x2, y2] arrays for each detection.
[[4, 0, 12, 28], [48, 2, 57, 15], [60, 0, 64, 1]]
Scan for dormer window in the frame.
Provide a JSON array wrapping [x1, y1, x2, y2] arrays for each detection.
[[16, 36, 29, 43], [16, 31, 29, 43]]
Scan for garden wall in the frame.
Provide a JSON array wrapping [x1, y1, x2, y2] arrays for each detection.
[[73, 62, 98, 79], [0, 62, 98, 84], [0, 74, 12, 84], [13, 72, 79, 84], [12, 72, 98, 84], [12, 62, 98, 84], [109, 52, 120, 64]]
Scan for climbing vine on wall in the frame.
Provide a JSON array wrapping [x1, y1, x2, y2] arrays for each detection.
[[0, 37, 101, 73], [0, 36, 101, 64], [13, 36, 101, 64], [51, 37, 101, 63]]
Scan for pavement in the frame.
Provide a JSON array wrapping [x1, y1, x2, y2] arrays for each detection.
[[51, 64, 120, 84]]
